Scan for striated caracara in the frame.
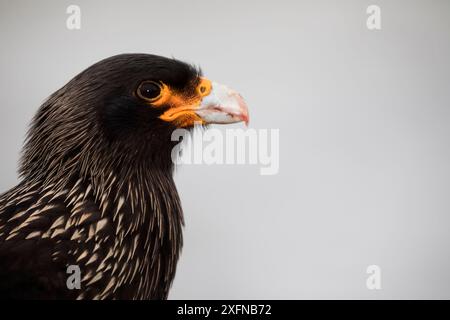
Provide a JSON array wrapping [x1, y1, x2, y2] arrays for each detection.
[[0, 54, 249, 299]]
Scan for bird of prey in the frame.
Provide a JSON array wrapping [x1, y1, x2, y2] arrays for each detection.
[[0, 54, 249, 299]]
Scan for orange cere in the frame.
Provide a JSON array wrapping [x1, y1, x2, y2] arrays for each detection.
[[158, 78, 212, 127]]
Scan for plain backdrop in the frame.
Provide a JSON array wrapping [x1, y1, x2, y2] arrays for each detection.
[[1, 0, 449, 299]]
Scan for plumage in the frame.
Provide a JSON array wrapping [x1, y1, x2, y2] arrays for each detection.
[[0, 53, 248, 299]]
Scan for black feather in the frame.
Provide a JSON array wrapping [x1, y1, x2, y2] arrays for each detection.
[[0, 54, 198, 299]]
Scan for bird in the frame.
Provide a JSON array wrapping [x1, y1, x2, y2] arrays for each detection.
[[0, 53, 249, 299]]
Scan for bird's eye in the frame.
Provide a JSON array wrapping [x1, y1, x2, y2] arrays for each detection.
[[137, 81, 162, 101]]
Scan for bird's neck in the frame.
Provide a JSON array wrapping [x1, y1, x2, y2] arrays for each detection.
[[91, 167, 183, 299], [43, 166, 183, 299]]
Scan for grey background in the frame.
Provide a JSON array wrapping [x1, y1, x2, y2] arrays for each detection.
[[1, 0, 449, 299]]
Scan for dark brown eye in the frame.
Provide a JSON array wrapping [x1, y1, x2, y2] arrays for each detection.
[[137, 81, 162, 101]]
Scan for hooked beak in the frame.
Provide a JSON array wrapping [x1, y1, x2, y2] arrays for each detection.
[[158, 78, 249, 127], [195, 82, 249, 126]]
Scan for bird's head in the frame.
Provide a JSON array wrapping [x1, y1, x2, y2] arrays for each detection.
[[20, 54, 249, 187]]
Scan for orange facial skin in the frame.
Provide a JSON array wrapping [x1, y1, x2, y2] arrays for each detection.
[[152, 78, 212, 127]]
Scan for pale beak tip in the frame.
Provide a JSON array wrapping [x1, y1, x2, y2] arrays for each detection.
[[196, 82, 250, 126], [236, 94, 250, 126], [242, 112, 249, 126]]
